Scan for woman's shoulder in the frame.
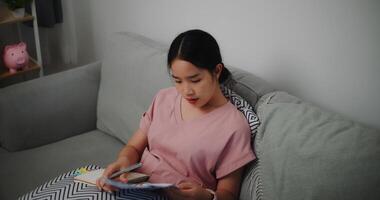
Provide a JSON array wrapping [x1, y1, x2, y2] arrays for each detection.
[[153, 87, 178, 104], [155, 87, 178, 98], [157, 87, 177, 95], [223, 102, 251, 132]]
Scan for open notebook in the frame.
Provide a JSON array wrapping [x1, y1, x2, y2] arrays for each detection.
[[74, 168, 150, 185]]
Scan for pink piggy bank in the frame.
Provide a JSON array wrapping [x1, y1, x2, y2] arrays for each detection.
[[2, 42, 29, 74]]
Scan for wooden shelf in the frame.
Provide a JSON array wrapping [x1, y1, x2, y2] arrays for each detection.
[[0, 0, 43, 84], [0, 57, 41, 79], [0, 4, 34, 26]]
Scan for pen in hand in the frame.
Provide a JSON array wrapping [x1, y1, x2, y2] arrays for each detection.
[[109, 162, 143, 179]]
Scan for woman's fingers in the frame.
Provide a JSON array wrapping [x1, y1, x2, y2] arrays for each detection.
[[96, 163, 121, 191], [95, 177, 103, 190], [177, 181, 195, 190], [103, 163, 119, 177], [118, 173, 129, 183], [97, 176, 119, 193], [103, 184, 119, 193], [95, 157, 131, 192]]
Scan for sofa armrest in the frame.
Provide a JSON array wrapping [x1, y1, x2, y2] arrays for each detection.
[[0, 61, 101, 152]]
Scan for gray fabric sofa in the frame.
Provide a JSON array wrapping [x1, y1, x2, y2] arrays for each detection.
[[1, 32, 379, 200]]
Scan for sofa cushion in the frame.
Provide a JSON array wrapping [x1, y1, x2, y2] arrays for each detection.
[[97, 32, 172, 143], [226, 66, 274, 109], [0, 62, 101, 151], [244, 91, 380, 200], [0, 129, 124, 200]]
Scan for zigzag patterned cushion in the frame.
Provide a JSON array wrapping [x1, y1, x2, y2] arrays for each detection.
[[221, 86, 260, 144], [221, 86, 262, 200], [19, 165, 167, 200]]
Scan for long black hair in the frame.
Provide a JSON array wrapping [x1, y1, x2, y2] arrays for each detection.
[[167, 29, 231, 84]]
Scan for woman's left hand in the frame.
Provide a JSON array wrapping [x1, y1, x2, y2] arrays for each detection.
[[164, 181, 212, 200]]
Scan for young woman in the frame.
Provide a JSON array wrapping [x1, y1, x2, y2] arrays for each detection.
[[97, 29, 255, 200]]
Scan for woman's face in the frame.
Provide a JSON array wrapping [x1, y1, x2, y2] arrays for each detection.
[[170, 59, 220, 109]]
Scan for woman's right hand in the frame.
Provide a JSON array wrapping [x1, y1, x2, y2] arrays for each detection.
[[96, 156, 130, 192], [96, 129, 148, 192]]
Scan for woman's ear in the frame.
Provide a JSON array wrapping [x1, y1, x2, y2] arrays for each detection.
[[215, 64, 223, 79]]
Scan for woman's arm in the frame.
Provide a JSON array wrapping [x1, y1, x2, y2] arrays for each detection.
[[213, 167, 244, 200], [96, 128, 148, 191], [165, 166, 245, 200], [117, 128, 149, 164]]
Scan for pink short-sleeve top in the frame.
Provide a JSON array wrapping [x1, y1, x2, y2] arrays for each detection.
[[137, 87, 255, 190]]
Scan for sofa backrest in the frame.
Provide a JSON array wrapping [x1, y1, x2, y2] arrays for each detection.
[[227, 66, 274, 110], [96, 32, 172, 143]]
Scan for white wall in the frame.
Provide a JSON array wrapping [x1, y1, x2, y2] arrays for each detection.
[[72, 0, 380, 130]]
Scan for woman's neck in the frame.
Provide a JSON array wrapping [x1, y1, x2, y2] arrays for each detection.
[[201, 86, 228, 112]]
